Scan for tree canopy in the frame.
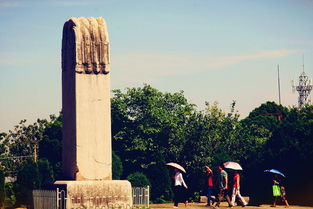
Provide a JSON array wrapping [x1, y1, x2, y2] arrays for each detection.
[[1, 85, 312, 205]]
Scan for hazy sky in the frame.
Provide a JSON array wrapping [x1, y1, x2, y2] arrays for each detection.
[[1, 0, 313, 132]]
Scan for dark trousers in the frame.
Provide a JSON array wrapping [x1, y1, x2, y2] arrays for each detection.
[[207, 186, 216, 205], [173, 185, 187, 206], [216, 188, 232, 207]]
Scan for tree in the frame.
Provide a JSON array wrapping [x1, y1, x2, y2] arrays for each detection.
[[112, 85, 195, 172], [146, 157, 172, 202], [179, 101, 271, 195], [1, 119, 47, 176], [242, 101, 288, 132], [0, 170, 4, 209], [127, 172, 150, 187], [0, 133, 9, 177], [15, 159, 40, 206], [111, 85, 195, 201], [39, 114, 62, 179], [111, 86, 273, 201], [240, 103, 313, 205], [112, 151, 123, 180], [15, 159, 54, 207]]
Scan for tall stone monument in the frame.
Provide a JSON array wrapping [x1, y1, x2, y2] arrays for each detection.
[[55, 17, 132, 208]]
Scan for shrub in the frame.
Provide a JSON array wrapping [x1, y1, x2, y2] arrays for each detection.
[[147, 163, 172, 202], [112, 152, 123, 180], [15, 159, 54, 207], [4, 182, 16, 208], [0, 169, 4, 208], [126, 172, 150, 187]]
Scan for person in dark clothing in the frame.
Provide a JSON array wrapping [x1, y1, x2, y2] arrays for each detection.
[[272, 174, 289, 207], [172, 168, 188, 208], [214, 165, 233, 208], [205, 166, 216, 206]]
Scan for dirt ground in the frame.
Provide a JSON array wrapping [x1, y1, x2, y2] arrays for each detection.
[[149, 202, 313, 209]]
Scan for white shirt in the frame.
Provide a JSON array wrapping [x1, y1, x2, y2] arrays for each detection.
[[174, 171, 187, 188]]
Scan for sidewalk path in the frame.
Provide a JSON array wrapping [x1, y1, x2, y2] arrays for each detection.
[[149, 202, 313, 209]]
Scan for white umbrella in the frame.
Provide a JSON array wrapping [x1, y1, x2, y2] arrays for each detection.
[[165, 162, 186, 173], [223, 161, 243, 170]]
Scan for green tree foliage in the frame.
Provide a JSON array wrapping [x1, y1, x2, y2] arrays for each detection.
[[1, 119, 47, 176], [0, 133, 9, 177], [15, 159, 40, 206], [179, 101, 271, 194], [112, 85, 195, 173], [112, 151, 123, 180], [111, 86, 273, 201], [127, 172, 150, 187], [242, 101, 288, 132], [0, 170, 4, 208], [4, 182, 15, 208], [0, 133, 8, 155], [242, 102, 313, 205], [0, 114, 62, 179], [39, 114, 62, 179], [15, 159, 54, 207], [37, 158, 55, 186], [112, 85, 195, 200], [147, 159, 172, 203], [2, 85, 312, 205]]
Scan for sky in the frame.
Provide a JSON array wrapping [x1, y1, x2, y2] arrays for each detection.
[[0, 0, 313, 132]]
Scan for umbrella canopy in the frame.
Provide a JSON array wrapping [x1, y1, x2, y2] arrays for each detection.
[[264, 169, 286, 178], [223, 161, 243, 170], [165, 162, 186, 173]]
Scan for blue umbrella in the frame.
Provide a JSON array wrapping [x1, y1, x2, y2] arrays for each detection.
[[264, 169, 286, 178]]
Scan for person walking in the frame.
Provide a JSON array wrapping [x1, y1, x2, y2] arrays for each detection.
[[231, 170, 247, 207], [172, 168, 188, 208], [205, 166, 216, 206], [215, 165, 233, 208], [272, 174, 289, 207]]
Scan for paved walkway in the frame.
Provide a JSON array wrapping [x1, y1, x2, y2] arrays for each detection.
[[149, 202, 313, 209]]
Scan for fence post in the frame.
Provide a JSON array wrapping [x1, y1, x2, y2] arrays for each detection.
[[147, 186, 150, 208], [56, 188, 59, 209]]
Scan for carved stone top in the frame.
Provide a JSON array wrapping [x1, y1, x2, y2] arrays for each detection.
[[62, 17, 110, 74]]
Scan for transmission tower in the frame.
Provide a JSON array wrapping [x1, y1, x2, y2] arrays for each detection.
[[292, 63, 313, 108]]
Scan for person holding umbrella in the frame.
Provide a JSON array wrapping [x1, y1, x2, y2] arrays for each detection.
[[272, 174, 289, 207], [264, 169, 289, 207], [223, 162, 247, 207], [231, 170, 247, 207], [166, 163, 188, 208]]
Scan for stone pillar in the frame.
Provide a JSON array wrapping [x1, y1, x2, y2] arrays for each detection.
[[56, 17, 132, 208], [62, 17, 111, 181]]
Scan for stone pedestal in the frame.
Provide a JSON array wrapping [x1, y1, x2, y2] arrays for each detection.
[[55, 180, 132, 208]]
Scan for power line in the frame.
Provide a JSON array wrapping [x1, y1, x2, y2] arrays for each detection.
[[0, 155, 33, 160]]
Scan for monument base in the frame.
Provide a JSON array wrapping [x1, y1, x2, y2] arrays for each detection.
[[55, 180, 132, 209]]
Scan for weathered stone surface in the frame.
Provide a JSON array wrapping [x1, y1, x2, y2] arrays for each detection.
[[62, 17, 110, 74], [62, 17, 112, 180], [59, 17, 132, 208], [55, 180, 133, 208]]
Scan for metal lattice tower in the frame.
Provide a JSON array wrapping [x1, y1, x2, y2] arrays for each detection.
[[292, 65, 313, 108]]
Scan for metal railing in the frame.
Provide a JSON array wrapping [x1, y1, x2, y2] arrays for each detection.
[[132, 186, 149, 208], [33, 189, 57, 209], [32, 186, 149, 209]]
